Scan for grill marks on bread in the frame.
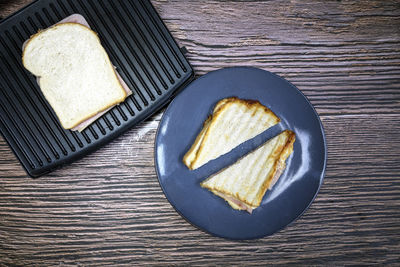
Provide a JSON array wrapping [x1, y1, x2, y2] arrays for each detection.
[[201, 130, 295, 213], [183, 97, 280, 170]]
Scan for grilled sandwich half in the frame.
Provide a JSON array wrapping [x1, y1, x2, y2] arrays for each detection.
[[183, 97, 280, 170], [200, 130, 296, 213]]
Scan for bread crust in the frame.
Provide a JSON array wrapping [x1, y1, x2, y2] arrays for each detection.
[[22, 22, 127, 130], [183, 116, 212, 169], [254, 130, 295, 206]]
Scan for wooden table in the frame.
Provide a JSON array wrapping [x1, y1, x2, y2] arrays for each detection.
[[1, 0, 399, 265]]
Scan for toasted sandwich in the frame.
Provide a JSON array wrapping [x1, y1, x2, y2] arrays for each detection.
[[200, 130, 296, 213], [22, 16, 130, 131], [183, 97, 280, 170]]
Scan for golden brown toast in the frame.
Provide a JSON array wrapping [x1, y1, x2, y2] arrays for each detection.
[[200, 130, 296, 213], [183, 97, 280, 170]]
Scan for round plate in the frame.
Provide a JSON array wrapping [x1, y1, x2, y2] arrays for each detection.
[[155, 67, 327, 239]]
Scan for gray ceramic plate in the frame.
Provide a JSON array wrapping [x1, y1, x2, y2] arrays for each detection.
[[155, 67, 327, 239]]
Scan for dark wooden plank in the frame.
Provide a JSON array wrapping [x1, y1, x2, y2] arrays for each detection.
[[0, 114, 399, 265], [0, 0, 28, 20], [0, 0, 400, 265], [152, 0, 400, 115]]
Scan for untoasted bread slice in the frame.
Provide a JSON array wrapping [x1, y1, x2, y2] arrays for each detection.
[[201, 130, 295, 213], [183, 97, 280, 170], [22, 23, 127, 129]]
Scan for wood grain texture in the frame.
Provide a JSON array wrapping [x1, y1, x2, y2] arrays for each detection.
[[1, 0, 400, 265], [152, 0, 400, 115]]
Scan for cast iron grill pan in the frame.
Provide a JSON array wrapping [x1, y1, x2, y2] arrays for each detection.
[[0, 0, 194, 177]]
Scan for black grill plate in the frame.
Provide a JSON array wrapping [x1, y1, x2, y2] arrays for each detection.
[[0, 0, 194, 177]]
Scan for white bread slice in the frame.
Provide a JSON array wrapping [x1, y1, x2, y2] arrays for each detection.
[[22, 23, 127, 130], [183, 97, 280, 170], [200, 130, 295, 213]]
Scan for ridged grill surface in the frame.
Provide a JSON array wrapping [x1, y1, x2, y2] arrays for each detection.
[[0, 0, 193, 177]]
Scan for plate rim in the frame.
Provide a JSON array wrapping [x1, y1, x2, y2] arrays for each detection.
[[154, 66, 328, 239]]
